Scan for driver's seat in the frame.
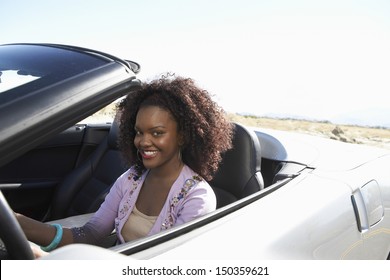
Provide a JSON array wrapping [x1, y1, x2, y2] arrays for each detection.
[[208, 123, 264, 208], [48, 115, 127, 220]]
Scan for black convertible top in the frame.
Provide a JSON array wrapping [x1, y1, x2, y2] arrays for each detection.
[[0, 43, 141, 167]]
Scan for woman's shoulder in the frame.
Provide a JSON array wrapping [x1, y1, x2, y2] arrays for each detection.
[[181, 164, 204, 181], [178, 165, 213, 193], [170, 165, 216, 210]]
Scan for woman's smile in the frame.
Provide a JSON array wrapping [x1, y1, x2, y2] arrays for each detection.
[[140, 149, 158, 159]]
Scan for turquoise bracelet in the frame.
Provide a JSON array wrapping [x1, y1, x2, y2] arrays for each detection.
[[40, 224, 63, 252]]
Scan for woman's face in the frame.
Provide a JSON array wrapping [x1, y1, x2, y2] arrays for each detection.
[[134, 105, 182, 171]]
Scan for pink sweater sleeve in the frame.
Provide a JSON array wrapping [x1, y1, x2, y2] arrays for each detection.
[[174, 180, 216, 227]]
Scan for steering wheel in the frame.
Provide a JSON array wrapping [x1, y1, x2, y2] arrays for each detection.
[[0, 190, 34, 259]]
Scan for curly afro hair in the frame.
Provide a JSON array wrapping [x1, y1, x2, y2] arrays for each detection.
[[117, 76, 233, 181]]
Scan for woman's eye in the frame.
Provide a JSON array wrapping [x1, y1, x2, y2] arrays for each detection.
[[153, 131, 163, 136]]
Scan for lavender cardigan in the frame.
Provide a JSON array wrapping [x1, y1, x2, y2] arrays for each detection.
[[71, 164, 216, 244]]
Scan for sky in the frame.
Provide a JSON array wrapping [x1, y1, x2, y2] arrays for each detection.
[[2, 0, 390, 127]]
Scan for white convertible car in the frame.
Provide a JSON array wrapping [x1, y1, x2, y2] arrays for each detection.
[[0, 43, 389, 260]]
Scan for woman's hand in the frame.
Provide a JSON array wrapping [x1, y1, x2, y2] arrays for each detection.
[[30, 242, 49, 259]]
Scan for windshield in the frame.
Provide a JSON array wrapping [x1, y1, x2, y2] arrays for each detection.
[[0, 70, 40, 93], [0, 44, 109, 94]]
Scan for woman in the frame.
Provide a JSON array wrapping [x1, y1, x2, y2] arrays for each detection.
[[16, 76, 233, 257]]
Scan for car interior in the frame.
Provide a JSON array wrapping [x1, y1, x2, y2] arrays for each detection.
[[0, 109, 306, 253]]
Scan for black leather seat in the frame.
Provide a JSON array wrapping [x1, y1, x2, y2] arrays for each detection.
[[48, 117, 127, 220], [209, 123, 264, 208]]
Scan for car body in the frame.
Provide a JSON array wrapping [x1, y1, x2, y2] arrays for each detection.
[[0, 43, 389, 260]]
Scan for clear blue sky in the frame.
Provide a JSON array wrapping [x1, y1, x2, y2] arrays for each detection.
[[2, 0, 390, 127]]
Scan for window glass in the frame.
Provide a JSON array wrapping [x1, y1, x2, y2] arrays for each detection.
[[0, 70, 41, 93], [0, 44, 108, 96]]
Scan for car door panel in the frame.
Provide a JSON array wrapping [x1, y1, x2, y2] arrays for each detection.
[[0, 123, 110, 220]]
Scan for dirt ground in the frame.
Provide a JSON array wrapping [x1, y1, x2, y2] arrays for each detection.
[[228, 113, 390, 150]]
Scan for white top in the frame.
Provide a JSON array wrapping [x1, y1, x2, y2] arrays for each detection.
[[121, 205, 157, 241]]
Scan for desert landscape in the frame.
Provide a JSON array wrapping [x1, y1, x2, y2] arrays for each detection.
[[228, 113, 390, 150]]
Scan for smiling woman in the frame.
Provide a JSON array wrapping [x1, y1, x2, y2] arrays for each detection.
[[13, 74, 234, 257]]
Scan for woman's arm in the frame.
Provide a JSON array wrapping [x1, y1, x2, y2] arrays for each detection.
[[15, 213, 73, 248], [175, 181, 217, 226], [15, 169, 132, 251]]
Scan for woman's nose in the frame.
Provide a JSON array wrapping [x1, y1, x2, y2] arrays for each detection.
[[138, 134, 151, 146]]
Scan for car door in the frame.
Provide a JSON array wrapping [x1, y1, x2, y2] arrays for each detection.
[[350, 168, 390, 259], [0, 123, 111, 220]]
